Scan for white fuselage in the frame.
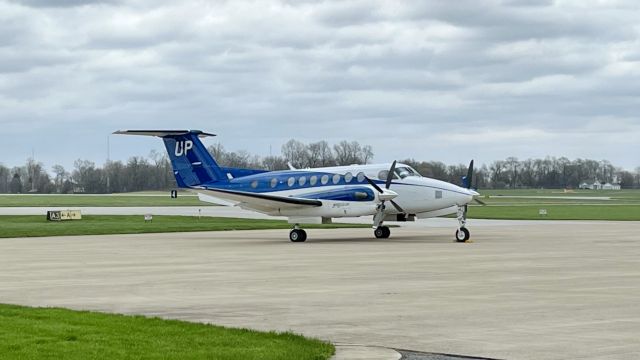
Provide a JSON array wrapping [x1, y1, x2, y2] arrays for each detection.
[[197, 162, 477, 222]]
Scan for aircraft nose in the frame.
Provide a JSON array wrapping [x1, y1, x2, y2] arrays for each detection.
[[469, 189, 480, 196]]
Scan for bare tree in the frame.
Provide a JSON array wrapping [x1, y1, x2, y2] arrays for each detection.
[[208, 143, 226, 163], [361, 145, 374, 164], [262, 156, 288, 171], [333, 141, 362, 165], [306, 141, 334, 168], [282, 139, 309, 168], [505, 157, 519, 188], [52, 164, 68, 193]]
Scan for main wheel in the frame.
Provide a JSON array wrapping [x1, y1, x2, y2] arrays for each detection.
[[455, 228, 470, 242], [374, 226, 391, 239], [289, 229, 307, 242]]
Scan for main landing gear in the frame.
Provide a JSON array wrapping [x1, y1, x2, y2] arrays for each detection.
[[455, 206, 471, 242], [289, 224, 307, 242], [374, 226, 391, 239]]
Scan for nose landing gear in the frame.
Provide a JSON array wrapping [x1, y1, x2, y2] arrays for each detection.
[[456, 206, 471, 242]]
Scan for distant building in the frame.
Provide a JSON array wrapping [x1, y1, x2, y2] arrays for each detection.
[[579, 180, 621, 190], [602, 182, 621, 190]]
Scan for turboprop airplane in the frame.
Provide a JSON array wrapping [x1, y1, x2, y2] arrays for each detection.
[[115, 130, 484, 242]]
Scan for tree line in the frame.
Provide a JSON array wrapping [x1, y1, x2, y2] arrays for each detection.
[[401, 157, 640, 189], [1, 140, 639, 194], [0, 140, 375, 194]]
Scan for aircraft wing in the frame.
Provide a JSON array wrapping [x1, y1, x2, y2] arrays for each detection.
[[196, 187, 322, 213]]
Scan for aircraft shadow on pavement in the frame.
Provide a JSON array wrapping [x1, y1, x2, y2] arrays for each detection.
[[238, 234, 455, 245]]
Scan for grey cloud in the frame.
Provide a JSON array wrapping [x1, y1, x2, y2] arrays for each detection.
[[312, 1, 384, 27], [0, 0, 638, 170], [9, 0, 118, 8]]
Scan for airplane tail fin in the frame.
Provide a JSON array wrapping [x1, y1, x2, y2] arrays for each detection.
[[114, 130, 225, 188]]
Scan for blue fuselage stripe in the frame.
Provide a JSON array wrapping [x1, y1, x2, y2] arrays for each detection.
[[199, 170, 470, 200]]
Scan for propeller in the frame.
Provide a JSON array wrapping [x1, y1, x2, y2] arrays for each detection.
[[462, 160, 474, 190], [461, 159, 486, 206], [365, 161, 405, 229]]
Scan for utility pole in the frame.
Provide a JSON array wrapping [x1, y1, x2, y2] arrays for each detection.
[[106, 135, 111, 193], [31, 148, 36, 192]]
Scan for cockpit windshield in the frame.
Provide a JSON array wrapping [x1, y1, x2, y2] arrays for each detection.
[[394, 166, 421, 179]]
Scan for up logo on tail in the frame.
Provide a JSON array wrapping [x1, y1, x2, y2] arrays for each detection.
[[175, 140, 193, 156]]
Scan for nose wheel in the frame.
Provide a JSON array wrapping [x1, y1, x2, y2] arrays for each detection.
[[455, 227, 470, 242], [374, 226, 391, 239]]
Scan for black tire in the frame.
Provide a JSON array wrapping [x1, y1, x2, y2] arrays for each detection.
[[381, 226, 391, 238], [374, 226, 391, 239], [289, 229, 307, 242], [455, 228, 470, 242]]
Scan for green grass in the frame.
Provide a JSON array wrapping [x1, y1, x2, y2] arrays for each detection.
[[0, 215, 369, 238], [0, 194, 211, 207], [0, 304, 334, 360], [467, 204, 640, 221], [3, 189, 640, 222], [479, 188, 640, 201], [459, 189, 640, 220]]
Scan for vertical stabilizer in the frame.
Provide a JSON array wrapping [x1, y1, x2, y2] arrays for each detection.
[[114, 130, 225, 187]]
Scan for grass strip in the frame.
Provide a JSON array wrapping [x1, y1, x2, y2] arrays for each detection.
[[0, 215, 369, 238], [0, 303, 334, 360], [467, 205, 640, 221]]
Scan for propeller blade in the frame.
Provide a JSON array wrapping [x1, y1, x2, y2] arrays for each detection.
[[365, 176, 384, 194], [465, 160, 474, 189], [385, 160, 397, 189], [473, 198, 487, 206], [390, 200, 405, 213]]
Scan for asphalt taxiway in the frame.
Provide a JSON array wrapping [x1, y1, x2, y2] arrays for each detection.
[[1, 222, 639, 359]]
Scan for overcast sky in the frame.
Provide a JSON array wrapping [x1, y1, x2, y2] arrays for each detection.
[[1, 0, 639, 171]]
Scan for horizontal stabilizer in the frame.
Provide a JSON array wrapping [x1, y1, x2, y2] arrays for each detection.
[[113, 130, 216, 138]]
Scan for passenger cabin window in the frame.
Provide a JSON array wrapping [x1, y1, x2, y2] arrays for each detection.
[[299, 176, 307, 186], [378, 170, 389, 180], [344, 172, 353, 183], [287, 177, 295, 187], [310, 176, 318, 186], [270, 178, 278, 188], [357, 172, 366, 182], [435, 190, 443, 199], [321, 175, 329, 185], [332, 174, 341, 184], [251, 180, 258, 189]]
